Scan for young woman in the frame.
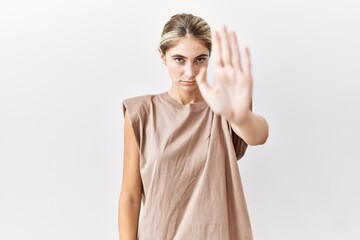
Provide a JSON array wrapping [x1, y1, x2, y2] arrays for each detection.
[[118, 13, 268, 240]]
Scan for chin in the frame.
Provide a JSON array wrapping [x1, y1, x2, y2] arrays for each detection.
[[180, 85, 199, 92]]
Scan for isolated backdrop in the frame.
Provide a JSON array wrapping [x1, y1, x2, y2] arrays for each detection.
[[1, 0, 359, 239]]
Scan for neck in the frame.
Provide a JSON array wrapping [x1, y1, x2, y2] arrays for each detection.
[[167, 87, 204, 105]]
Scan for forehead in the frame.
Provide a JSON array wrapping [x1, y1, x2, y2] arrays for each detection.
[[166, 37, 209, 57]]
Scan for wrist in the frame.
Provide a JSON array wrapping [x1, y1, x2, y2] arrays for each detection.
[[227, 110, 253, 127]]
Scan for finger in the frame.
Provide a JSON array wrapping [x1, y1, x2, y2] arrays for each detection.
[[212, 31, 222, 67], [219, 26, 232, 66], [229, 31, 242, 72], [242, 45, 252, 75], [196, 67, 212, 93]]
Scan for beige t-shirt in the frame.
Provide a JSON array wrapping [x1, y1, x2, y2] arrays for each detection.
[[122, 91, 253, 240]]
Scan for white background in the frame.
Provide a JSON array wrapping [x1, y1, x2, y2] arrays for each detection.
[[1, 0, 359, 239]]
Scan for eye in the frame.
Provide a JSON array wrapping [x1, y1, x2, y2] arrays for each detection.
[[196, 57, 206, 63], [174, 58, 184, 63]]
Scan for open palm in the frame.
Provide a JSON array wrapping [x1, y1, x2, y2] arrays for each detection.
[[196, 26, 253, 125]]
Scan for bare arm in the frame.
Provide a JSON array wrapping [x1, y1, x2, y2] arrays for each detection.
[[118, 110, 142, 240], [230, 111, 269, 146]]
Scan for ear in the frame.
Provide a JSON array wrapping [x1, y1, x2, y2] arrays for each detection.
[[158, 49, 166, 65]]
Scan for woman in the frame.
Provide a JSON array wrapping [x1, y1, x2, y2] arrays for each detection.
[[118, 13, 268, 240]]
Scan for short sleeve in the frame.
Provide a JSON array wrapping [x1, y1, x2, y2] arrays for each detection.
[[231, 128, 248, 160], [122, 95, 149, 151]]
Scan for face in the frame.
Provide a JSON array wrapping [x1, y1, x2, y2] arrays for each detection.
[[160, 37, 210, 92]]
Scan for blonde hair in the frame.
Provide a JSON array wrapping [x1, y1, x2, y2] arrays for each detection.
[[159, 13, 212, 55]]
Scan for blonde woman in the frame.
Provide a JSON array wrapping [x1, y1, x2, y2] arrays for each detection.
[[118, 13, 268, 240]]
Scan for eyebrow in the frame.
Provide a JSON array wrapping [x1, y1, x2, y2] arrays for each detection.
[[170, 54, 209, 59]]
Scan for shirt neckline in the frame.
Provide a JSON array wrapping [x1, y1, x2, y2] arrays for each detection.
[[160, 91, 208, 111]]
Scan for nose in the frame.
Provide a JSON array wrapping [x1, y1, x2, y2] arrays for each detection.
[[184, 62, 195, 79]]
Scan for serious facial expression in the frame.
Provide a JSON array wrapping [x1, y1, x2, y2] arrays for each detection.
[[161, 37, 210, 92]]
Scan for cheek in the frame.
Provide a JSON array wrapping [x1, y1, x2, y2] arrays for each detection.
[[167, 64, 184, 78]]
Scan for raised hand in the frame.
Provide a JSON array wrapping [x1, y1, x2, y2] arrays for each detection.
[[196, 26, 253, 125]]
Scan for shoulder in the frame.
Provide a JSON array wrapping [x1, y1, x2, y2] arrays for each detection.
[[123, 94, 151, 106], [122, 93, 161, 118]]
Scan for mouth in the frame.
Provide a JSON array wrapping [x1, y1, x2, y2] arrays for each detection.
[[180, 80, 196, 84]]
